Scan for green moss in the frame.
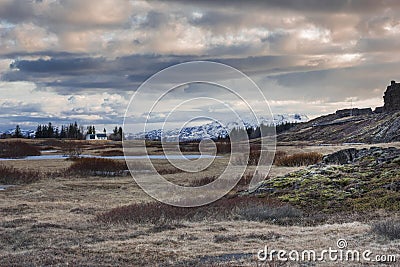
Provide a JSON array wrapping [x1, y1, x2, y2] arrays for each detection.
[[256, 150, 400, 213]]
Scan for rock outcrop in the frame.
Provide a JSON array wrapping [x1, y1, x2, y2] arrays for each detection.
[[323, 148, 358, 164], [335, 108, 372, 118], [384, 80, 400, 112], [252, 147, 400, 212]]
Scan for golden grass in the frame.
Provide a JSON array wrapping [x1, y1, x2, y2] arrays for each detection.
[[1, 141, 400, 265]]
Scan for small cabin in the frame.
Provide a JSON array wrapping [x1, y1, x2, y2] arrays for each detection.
[[85, 133, 107, 140]]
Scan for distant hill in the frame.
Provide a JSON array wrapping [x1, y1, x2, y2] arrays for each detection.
[[278, 111, 400, 144]]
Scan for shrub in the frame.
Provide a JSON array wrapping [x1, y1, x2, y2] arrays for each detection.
[[273, 151, 287, 164], [61, 142, 83, 158], [248, 150, 261, 165], [156, 165, 184, 175], [0, 141, 41, 158], [67, 157, 127, 176], [231, 150, 261, 166], [237, 171, 268, 186], [236, 204, 303, 224], [99, 150, 123, 156], [0, 165, 41, 184], [215, 142, 231, 154], [274, 152, 323, 167], [190, 176, 217, 187], [372, 219, 400, 240], [178, 141, 231, 154], [213, 234, 239, 243], [190, 172, 267, 188], [96, 196, 288, 224]]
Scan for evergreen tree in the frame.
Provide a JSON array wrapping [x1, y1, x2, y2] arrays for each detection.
[[118, 127, 123, 140], [60, 126, 66, 138], [14, 125, 22, 138], [36, 125, 42, 138], [48, 122, 54, 138]]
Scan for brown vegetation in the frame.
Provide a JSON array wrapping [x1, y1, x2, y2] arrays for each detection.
[[190, 172, 267, 188], [0, 165, 41, 184], [372, 219, 400, 240], [96, 196, 294, 225], [67, 157, 127, 176], [0, 141, 41, 158], [99, 149, 124, 156], [274, 152, 323, 167]]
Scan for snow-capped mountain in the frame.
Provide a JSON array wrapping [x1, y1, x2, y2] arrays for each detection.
[[127, 114, 309, 141], [0, 128, 36, 138]]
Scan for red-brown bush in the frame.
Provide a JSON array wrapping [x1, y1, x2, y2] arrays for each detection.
[[67, 157, 127, 176], [274, 152, 323, 167], [0, 141, 41, 158], [0, 165, 41, 184]]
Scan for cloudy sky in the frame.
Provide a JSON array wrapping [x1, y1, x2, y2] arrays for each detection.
[[1, 0, 400, 132]]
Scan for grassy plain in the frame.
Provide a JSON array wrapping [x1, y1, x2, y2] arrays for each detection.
[[1, 140, 400, 266]]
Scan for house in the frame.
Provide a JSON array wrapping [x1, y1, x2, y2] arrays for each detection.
[[85, 133, 107, 140]]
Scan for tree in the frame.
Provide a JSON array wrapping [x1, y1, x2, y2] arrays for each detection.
[[48, 122, 54, 138], [109, 126, 123, 141], [60, 125, 66, 138], [13, 125, 22, 138], [36, 125, 42, 138], [118, 127, 123, 140]]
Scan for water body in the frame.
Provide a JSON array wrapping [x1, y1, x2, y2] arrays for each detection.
[[0, 154, 217, 161], [0, 185, 15, 191]]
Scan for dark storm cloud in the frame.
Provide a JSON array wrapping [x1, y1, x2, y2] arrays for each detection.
[[3, 54, 316, 95], [0, 0, 36, 24], [140, 11, 169, 29], [10, 57, 107, 74], [171, 0, 400, 14], [0, 102, 42, 114]]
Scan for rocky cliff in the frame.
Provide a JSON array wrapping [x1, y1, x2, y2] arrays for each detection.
[[278, 111, 400, 144], [279, 81, 400, 144]]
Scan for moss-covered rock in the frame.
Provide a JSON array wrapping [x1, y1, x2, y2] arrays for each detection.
[[252, 147, 400, 213]]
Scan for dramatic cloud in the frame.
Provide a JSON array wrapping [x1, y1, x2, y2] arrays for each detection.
[[1, 0, 400, 130]]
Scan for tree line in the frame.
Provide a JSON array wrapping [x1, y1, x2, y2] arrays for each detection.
[[219, 122, 299, 141], [2, 122, 124, 140], [36, 122, 84, 139]]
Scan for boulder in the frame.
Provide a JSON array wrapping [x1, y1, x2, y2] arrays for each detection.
[[323, 148, 358, 165]]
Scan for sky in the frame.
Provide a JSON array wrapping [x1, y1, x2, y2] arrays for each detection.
[[1, 0, 400, 132]]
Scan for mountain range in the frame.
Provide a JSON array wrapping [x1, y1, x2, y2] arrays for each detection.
[[127, 114, 309, 141], [0, 128, 36, 138]]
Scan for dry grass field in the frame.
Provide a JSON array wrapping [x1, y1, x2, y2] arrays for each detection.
[[1, 140, 400, 266]]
